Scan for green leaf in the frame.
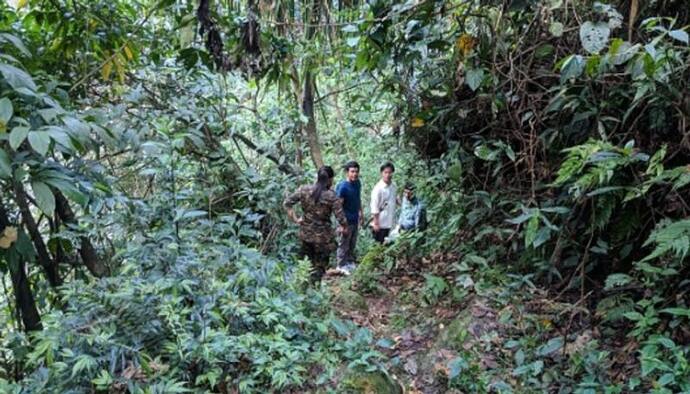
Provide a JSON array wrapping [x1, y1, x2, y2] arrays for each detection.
[[447, 163, 462, 183], [9, 126, 29, 150], [0, 149, 11, 179], [0, 33, 31, 57], [474, 144, 498, 161], [71, 354, 97, 378], [559, 55, 584, 83], [623, 311, 644, 321], [31, 181, 55, 215], [580, 21, 610, 54], [28, 131, 51, 155], [0, 97, 12, 129], [0, 63, 37, 91], [466, 68, 484, 91], [535, 44, 555, 59], [533, 226, 551, 248], [660, 308, 690, 318], [536, 337, 563, 356], [549, 22, 564, 37], [525, 214, 540, 248], [604, 273, 633, 290], [91, 370, 113, 388], [43, 178, 88, 207], [346, 36, 360, 47], [448, 357, 468, 379], [668, 29, 689, 44]]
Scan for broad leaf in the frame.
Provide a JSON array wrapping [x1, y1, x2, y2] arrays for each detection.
[[28, 131, 51, 156], [31, 181, 56, 215], [660, 308, 690, 318], [0, 33, 31, 57], [579, 21, 610, 54], [466, 68, 484, 91], [0, 149, 11, 179], [0, 63, 37, 91], [0, 97, 12, 129], [9, 126, 29, 150], [668, 29, 689, 44], [559, 55, 584, 83]]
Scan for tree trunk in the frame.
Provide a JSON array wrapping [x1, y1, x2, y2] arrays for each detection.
[[301, 0, 324, 169], [13, 183, 61, 287], [0, 198, 42, 332], [54, 191, 108, 277], [302, 70, 324, 168]]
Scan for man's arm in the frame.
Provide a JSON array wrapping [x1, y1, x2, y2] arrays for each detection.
[[332, 194, 349, 234], [370, 186, 381, 231], [283, 188, 303, 224]]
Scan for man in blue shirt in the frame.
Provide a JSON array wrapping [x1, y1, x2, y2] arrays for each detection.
[[335, 160, 362, 275]]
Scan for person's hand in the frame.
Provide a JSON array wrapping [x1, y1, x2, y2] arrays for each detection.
[[296, 217, 304, 225], [339, 225, 349, 235], [372, 222, 380, 232]]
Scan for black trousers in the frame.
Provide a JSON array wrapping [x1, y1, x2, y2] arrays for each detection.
[[372, 228, 390, 244], [299, 241, 331, 283]]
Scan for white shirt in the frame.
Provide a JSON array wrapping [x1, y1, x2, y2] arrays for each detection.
[[370, 180, 397, 229]]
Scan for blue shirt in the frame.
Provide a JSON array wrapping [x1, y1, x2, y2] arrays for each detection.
[[335, 179, 361, 225], [399, 196, 425, 230]]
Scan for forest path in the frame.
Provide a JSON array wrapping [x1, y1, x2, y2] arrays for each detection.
[[323, 257, 502, 394]]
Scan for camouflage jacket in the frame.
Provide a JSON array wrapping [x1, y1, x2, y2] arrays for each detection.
[[283, 185, 347, 248]]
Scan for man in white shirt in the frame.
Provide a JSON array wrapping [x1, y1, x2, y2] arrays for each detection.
[[370, 162, 397, 243]]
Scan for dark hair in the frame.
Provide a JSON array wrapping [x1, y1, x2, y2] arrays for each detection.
[[404, 182, 415, 191], [343, 160, 360, 171], [312, 166, 335, 202], [380, 161, 395, 173]]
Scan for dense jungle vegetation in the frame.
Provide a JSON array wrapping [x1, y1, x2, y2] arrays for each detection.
[[0, 0, 689, 392]]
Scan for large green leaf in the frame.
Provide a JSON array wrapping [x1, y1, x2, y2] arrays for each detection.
[[0, 33, 31, 57], [668, 29, 689, 44], [0, 98, 12, 133], [9, 126, 29, 150], [0, 63, 37, 91], [43, 178, 89, 207], [0, 97, 12, 127], [31, 181, 55, 216], [28, 131, 51, 156], [579, 21, 610, 54], [0, 149, 11, 179], [559, 55, 584, 83]]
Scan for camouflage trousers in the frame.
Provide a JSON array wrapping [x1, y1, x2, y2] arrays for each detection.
[[300, 241, 332, 283]]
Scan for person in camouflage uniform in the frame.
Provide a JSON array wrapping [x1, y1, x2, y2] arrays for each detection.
[[284, 166, 348, 283]]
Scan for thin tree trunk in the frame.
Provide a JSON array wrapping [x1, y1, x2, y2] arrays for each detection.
[[301, 0, 324, 168], [302, 70, 324, 168], [290, 66, 305, 168], [0, 198, 42, 332], [13, 183, 61, 287], [54, 191, 108, 277]]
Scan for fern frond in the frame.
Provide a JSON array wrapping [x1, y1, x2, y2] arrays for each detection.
[[639, 219, 690, 263]]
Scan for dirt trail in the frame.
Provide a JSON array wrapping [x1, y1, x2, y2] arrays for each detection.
[[324, 270, 490, 394]]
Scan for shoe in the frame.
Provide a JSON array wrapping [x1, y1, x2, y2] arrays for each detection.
[[334, 266, 351, 276], [342, 263, 356, 275]]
